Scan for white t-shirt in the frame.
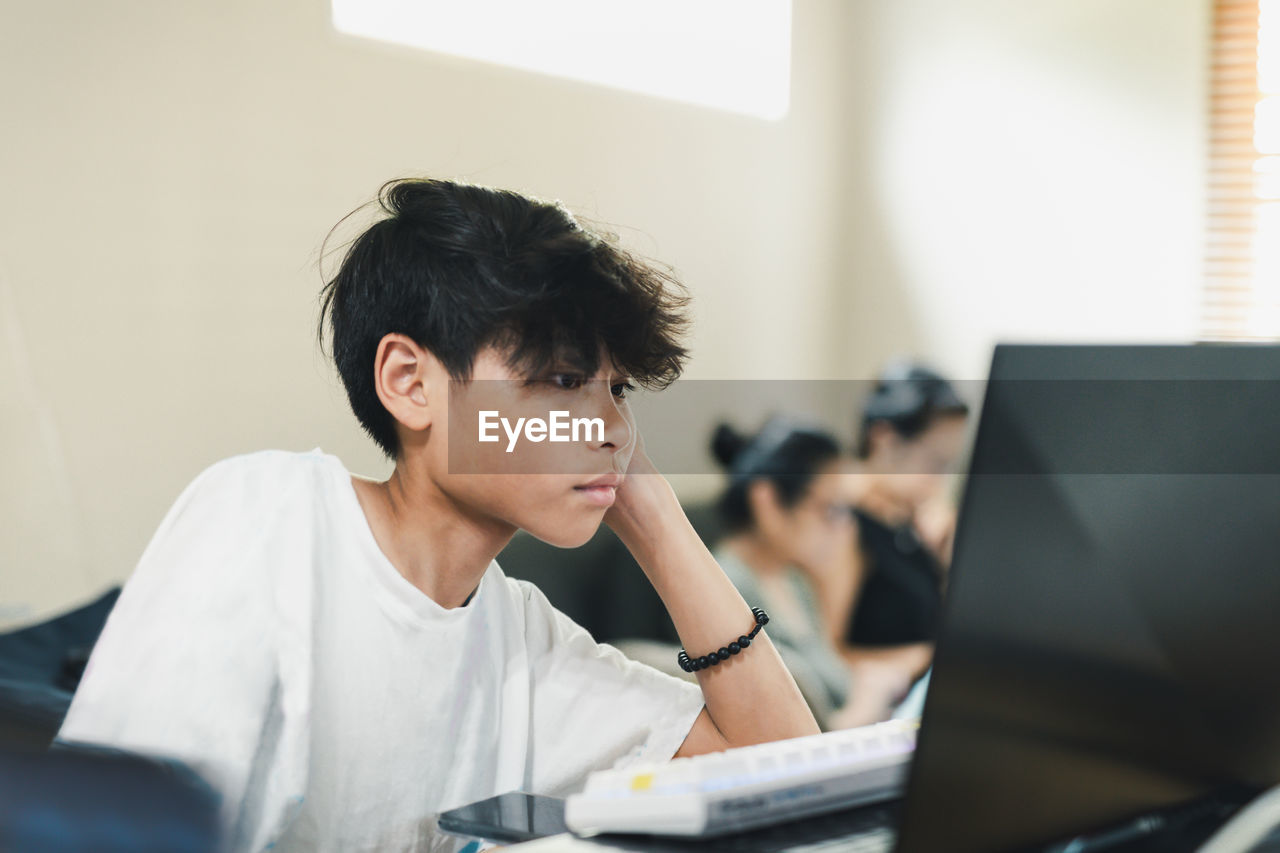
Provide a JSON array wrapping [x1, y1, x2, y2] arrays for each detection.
[[57, 449, 705, 852]]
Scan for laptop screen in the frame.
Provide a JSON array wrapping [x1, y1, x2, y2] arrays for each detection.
[[896, 344, 1280, 853]]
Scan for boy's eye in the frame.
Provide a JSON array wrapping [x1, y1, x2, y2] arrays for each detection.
[[545, 373, 634, 398], [550, 373, 587, 391]]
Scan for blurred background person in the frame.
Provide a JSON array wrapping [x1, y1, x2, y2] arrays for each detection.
[[710, 419, 909, 729], [820, 363, 970, 691]]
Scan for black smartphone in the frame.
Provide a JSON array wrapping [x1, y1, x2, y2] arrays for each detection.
[[436, 791, 568, 843]]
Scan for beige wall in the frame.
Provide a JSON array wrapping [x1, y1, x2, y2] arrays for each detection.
[[0, 0, 1209, 626], [839, 0, 1210, 379]]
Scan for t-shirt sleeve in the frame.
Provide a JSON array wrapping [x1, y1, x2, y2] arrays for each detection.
[[516, 580, 705, 798], [56, 456, 288, 845]]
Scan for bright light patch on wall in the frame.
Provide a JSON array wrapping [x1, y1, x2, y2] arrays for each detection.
[[331, 0, 791, 120]]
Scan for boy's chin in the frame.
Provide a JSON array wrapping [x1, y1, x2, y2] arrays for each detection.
[[522, 515, 604, 549]]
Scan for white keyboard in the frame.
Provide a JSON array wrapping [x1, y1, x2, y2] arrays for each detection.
[[564, 719, 916, 838]]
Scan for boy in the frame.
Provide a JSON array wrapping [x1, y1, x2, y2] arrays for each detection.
[[57, 178, 819, 851]]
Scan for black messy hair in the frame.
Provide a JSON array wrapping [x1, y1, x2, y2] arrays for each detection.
[[318, 178, 691, 459]]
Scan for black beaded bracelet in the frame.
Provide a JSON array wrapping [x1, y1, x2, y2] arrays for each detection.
[[677, 607, 769, 672]]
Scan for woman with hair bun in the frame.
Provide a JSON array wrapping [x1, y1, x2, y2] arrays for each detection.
[[710, 419, 909, 729]]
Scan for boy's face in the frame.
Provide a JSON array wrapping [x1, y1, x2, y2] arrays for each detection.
[[428, 345, 638, 548]]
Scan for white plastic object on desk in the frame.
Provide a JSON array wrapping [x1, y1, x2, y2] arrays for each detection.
[[565, 719, 916, 838]]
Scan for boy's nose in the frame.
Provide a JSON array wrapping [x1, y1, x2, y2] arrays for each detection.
[[593, 386, 633, 450]]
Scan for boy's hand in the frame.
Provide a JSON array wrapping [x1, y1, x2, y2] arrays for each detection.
[[598, 416, 822, 751], [601, 431, 681, 558]]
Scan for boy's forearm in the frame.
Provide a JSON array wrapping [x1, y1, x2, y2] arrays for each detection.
[[609, 478, 820, 747]]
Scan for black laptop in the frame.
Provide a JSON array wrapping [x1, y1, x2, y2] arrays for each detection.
[[894, 343, 1280, 852]]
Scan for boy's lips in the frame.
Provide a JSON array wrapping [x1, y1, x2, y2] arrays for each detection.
[[574, 473, 622, 507], [579, 473, 623, 488]]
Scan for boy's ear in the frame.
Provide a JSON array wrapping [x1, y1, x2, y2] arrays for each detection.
[[373, 333, 443, 434]]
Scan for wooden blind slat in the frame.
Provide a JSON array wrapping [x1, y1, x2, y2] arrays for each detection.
[[1201, 0, 1277, 339]]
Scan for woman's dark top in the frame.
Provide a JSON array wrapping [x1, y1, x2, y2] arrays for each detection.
[[844, 508, 945, 647]]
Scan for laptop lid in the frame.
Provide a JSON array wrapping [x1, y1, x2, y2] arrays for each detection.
[[895, 344, 1280, 853]]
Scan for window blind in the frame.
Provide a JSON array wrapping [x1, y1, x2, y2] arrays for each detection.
[[1204, 0, 1280, 339]]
